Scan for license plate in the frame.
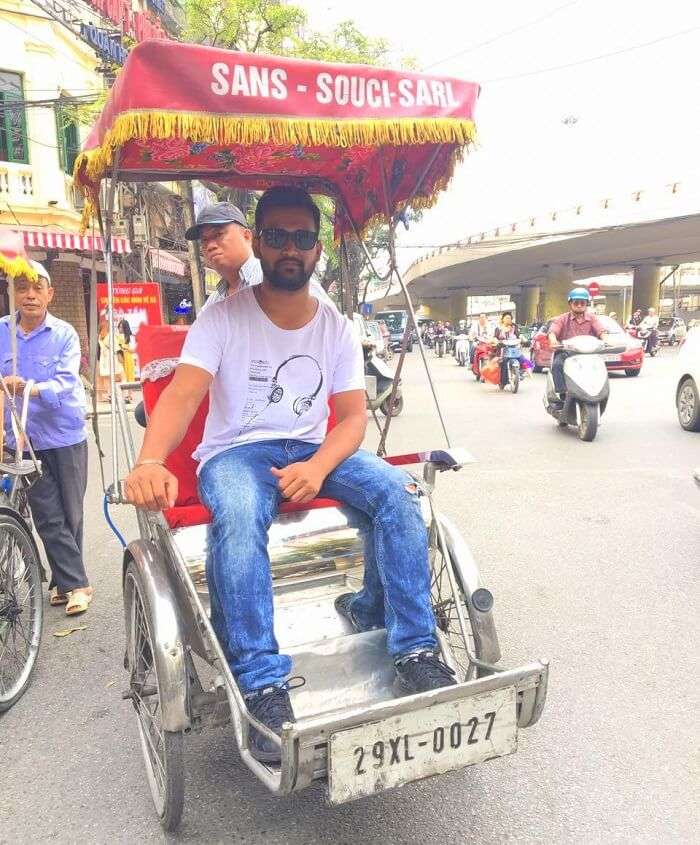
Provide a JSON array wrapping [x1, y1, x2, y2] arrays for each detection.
[[603, 354, 621, 362], [327, 686, 517, 804]]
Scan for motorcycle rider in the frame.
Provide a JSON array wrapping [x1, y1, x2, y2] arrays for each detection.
[[548, 288, 609, 404], [454, 319, 470, 364], [454, 319, 468, 357], [434, 320, 447, 355], [494, 311, 532, 381], [639, 307, 659, 354], [469, 313, 493, 363], [627, 309, 643, 329]]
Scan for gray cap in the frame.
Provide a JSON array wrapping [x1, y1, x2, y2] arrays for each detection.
[[185, 202, 248, 240]]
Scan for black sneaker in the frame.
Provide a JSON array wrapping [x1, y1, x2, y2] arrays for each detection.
[[334, 592, 363, 632], [394, 650, 457, 695], [245, 685, 296, 763]]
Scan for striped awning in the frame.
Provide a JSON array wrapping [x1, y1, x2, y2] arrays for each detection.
[[21, 228, 131, 254], [149, 246, 186, 277]]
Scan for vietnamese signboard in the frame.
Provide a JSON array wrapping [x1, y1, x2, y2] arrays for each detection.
[[97, 282, 162, 333], [79, 23, 128, 64]]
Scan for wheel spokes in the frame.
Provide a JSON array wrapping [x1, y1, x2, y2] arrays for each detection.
[[0, 521, 41, 704], [128, 577, 168, 800]]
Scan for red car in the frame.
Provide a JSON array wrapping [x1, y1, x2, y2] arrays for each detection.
[[530, 315, 644, 377]]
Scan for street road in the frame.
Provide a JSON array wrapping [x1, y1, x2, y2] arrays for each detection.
[[2, 347, 698, 844]]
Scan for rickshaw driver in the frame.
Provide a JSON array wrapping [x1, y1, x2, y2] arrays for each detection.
[[125, 186, 456, 763]]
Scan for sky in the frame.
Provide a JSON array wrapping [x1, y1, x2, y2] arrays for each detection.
[[299, 0, 700, 268]]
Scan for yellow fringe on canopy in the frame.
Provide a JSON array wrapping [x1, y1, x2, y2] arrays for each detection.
[[0, 254, 37, 281], [75, 111, 477, 230]]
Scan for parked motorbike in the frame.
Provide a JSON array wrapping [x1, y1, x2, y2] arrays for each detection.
[[544, 335, 625, 441], [454, 333, 469, 366], [364, 346, 403, 416]]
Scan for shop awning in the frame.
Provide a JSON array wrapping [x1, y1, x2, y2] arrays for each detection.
[[21, 228, 131, 254], [149, 246, 186, 277]]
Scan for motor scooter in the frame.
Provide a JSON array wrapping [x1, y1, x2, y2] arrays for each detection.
[[544, 335, 625, 441], [497, 336, 522, 393], [454, 333, 469, 366], [364, 345, 403, 416], [628, 325, 658, 357], [471, 338, 492, 381]]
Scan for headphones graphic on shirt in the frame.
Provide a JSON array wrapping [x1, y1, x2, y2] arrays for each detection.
[[268, 355, 324, 416]]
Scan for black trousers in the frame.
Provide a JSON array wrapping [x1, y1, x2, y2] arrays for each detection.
[[27, 440, 89, 593], [551, 350, 567, 395]]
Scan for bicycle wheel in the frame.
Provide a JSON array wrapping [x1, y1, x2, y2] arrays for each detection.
[[429, 528, 478, 683], [124, 560, 184, 831], [0, 511, 43, 712]]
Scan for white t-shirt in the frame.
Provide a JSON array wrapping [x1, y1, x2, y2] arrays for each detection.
[[180, 287, 365, 469]]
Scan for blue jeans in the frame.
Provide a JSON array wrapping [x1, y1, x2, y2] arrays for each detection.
[[198, 440, 436, 693]]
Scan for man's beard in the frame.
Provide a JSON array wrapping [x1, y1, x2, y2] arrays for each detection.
[[262, 257, 313, 291]]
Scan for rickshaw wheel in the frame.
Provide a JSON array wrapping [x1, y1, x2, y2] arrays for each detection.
[[0, 512, 43, 713], [124, 561, 184, 832], [429, 539, 479, 682]]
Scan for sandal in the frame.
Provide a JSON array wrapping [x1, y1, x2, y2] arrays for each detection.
[[49, 588, 68, 606], [65, 587, 94, 616]]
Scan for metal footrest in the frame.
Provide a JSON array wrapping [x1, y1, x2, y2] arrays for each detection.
[[0, 459, 40, 477]]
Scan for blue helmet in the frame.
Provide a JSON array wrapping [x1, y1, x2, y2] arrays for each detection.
[[568, 287, 591, 302]]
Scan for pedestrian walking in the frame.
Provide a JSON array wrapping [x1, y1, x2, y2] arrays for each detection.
[[0, 261, 93, 615]]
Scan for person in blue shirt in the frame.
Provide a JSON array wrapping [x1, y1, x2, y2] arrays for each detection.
[[0, 261, 92, 615]]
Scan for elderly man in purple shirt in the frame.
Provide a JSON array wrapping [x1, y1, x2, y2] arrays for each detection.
[[0, 261, 92, 615]]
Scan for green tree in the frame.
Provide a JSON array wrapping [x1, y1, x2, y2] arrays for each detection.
[[182, 1, 418, 307], [183, 0, 306, 51]]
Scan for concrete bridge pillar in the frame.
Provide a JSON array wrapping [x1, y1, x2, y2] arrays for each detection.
[[518, 286, 540, 324], [542, 264, 573, 319], [421, 299, 450, 321], [632, 264, 661, 313], [602, 291, 623, 320], [449, 291, 469, 325]]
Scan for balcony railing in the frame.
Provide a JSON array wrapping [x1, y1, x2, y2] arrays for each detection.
[[0, 163, 34, 203]]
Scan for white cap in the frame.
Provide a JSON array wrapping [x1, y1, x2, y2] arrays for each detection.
[[29, 260, 51, 285]]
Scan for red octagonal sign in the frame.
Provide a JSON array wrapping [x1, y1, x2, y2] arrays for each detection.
[[587, 282, 601, 297]]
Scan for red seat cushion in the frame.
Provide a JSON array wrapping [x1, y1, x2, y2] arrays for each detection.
[[163, 498, 344, 529], [137, 324, 341, 529]]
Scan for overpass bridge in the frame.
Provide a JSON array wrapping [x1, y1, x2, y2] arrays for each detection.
[[369, 178, 700, 324]]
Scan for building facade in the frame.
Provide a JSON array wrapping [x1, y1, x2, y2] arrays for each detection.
[[0, 0, 188, 353]]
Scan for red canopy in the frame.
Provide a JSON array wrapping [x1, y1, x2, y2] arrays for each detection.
[[76, 40, 479, 235]]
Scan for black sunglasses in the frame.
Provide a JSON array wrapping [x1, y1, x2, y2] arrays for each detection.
[[258, 228, 319, 251]]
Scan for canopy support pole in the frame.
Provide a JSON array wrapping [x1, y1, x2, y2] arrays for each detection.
[[339, 234, 354, 320], [180, 180, 206, 314], [376, 147, 452, 450], [100, 151, 121, 498]]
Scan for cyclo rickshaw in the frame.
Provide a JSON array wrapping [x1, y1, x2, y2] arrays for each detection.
[[74, 40, 549, 831]]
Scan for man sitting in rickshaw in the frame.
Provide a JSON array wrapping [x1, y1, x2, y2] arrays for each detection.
[[125, 186, 456, 762]]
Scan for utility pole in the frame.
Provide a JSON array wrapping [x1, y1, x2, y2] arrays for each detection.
[[180, 181, 206, 313]]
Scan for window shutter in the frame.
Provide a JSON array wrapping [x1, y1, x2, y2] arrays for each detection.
[[55, 105, 66, 171], [1, 91, 28, 164]]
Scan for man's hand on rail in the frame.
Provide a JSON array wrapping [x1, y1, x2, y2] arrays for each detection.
[[271, 460, 326, 504], [2, 376, 40, 398], [124, 463, 179, 511]]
